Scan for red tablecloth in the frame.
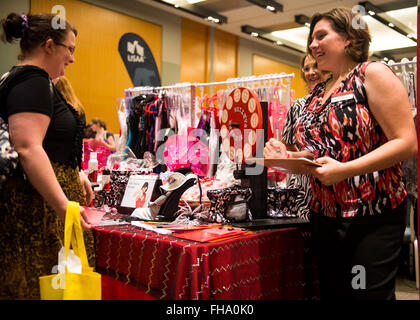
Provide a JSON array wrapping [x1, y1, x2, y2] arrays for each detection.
[[93, 224, 319, 300]]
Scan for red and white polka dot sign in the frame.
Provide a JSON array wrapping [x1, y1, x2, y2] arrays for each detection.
[[220, 87, 263, 163]]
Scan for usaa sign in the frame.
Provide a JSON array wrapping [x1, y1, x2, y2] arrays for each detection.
[[118, 33, 161, 87]]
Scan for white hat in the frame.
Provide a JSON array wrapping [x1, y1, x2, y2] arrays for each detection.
[[160, 172, 196, 191]]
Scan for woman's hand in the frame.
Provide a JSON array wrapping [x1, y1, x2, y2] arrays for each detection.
[[311, 156, 347, 186], [264, 138, 288, 158], [79, 206, 92, 230], [79, 170, 93, 206]]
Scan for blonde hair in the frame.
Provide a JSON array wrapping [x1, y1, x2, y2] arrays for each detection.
[[55, 76, 84, 115]]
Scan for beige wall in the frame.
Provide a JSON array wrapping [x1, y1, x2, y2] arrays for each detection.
[[0, 0, 30, 75]]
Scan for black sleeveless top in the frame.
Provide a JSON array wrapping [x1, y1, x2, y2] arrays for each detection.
[[0, 65, 83, 169]]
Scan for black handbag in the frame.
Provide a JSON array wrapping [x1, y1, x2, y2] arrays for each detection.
[[267, 187, 299, 218], [207, 185, 252, 223], [0, 116, 18, 187], [0, 70, 19, 188]]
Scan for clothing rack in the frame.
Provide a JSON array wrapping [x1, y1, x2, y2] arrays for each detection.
[[123, 72, 295, 127], [388, 56, 419, 290], [195, 73, 294, 87], [195, 73, 295, 107], [387, 57, 417, 118], [386, 57, 417, 69], [124, 82, 195, 97], [125, 82, 196, 125]]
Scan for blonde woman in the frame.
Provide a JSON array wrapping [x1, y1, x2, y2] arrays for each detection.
[[55, 75, 86, 126]]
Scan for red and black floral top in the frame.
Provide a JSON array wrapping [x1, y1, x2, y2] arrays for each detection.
[[295, 61, 406, 218]]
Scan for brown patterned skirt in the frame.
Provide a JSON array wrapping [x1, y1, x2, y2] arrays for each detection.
[[0, 162, 95, 299]]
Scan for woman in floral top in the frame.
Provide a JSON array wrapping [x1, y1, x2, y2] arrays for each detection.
[[264, 8, 417, 300]]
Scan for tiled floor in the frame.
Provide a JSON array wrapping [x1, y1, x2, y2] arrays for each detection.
[[395, 275, 419, 300]]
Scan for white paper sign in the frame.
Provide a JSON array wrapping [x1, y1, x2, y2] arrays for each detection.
[[120, 175, 158, 208]]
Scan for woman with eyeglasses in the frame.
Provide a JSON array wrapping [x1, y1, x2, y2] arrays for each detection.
[[280, 54, 330, 220], [0, 13, 95, 299], [265, 8, 417, 300]]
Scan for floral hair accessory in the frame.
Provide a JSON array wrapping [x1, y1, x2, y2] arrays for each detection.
[[20, 14, 28, 35]]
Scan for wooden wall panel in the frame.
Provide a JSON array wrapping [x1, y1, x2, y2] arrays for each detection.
[[253, 54, 306, 100], [31, 0, 162, 134], [180, 18, 208, 84], [213, 28, 238, 92]]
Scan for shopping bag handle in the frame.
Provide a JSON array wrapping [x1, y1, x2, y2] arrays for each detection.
[[64, 201, 91, 273]]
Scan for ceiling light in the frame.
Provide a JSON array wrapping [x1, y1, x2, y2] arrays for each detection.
[[207, 16, 219, 23], [271, 26, 308, 52], [242, 25, 305, 53], [153, 0, 227, 24], [359, 1, 416, 42], [245, 0, 283, 13], [186, 0, 206, 3], [295, 14, 310, 28], [363, 15, 416, 52]]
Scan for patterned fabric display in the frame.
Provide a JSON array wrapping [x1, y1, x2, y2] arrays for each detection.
[[0, 117, 19, 187], [267, 187, 299, 218], [0, 71, 18, 187], [207, 186, 252, 223], [93, 170, 151, 208]]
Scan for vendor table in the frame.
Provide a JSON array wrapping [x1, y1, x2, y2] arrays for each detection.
[[93, 223, 319, 300]]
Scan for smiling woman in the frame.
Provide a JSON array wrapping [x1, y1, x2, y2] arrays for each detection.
[[303, 7, 417, 301], [0, 12, 95, 299], [264, 7, 417, 301], [308, 8, 371, 66]]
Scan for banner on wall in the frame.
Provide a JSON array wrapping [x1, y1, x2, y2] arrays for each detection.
[[118, 33, 161, 87]]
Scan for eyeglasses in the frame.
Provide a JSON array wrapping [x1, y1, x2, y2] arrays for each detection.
[[56, 42, 75, 55], [301, 65, 317, 73]]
